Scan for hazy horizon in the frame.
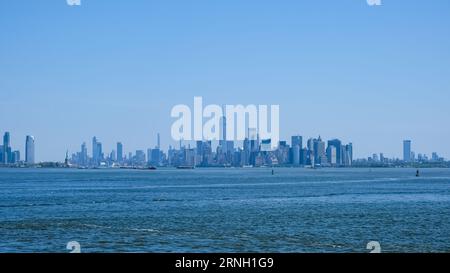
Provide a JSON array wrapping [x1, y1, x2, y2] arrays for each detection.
[[1, 0, 450, 161]]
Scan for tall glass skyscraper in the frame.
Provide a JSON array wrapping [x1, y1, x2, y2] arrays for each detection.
[[117, 142, 123, 162], [92, 137, 103, 165], [314, 136, 326, 164], [81, 142, 88, 166], [291, 136, 302, 165], [25, 135, 35, 164], [3, 132, 11, 164], [327, 139, 342, 165], [403, 140, 412, 162], [291, 136, 302, 149]]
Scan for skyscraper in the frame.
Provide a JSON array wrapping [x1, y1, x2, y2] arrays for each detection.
[[343, 143, 353, 166], [135, 150, 146, 166], [150, 148, 161, 166], [291, 136, 302, 149], [92, 137, 103, 165], [157, 133, 161, 149], [0, 145, 3, 163], [347, 143, 353, 164], [12, 150, 20, 163], [314, 136, 326, 165], [292, 144, 300, 165], [110, 150, 116, 162], [3, 132, 11, 164], [291, 135, 302, 165], [117, 142, 123, 163], [261, 139, 272, 152], [403, 140, 412, 162], [25, 135, 35, 164], [307, 138, 314, 152], [80, 142, 88, 166], [226, 140, 234, 154], [93, 137, 98, 163], [147, 148, 152, 164], [220, 115, 227, 149], [249, 128, 259, 152], [326, 145, 337, 165], [327, 139, 342, 165]]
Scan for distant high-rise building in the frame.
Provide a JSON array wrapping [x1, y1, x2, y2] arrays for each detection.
[[3, 132, 11, 164], [25, 135, 35, 164], [326, 145, 337, 165], [98, 143, 103, 161], [147, 148, 152, 163], [314, 136, 326, 165], [291, 136, 302, 149], [327, 139, 342, 165], [226, 140, 234, 154], [307, 138, 314, 152], [135, 150, 146, 166], [93, 137, 98, 163], [300, 148, 307, 165], [432, 152, 439, 161], [117, 142, 123, 162], [157, 133, 161, 149], [403, 140, 412, 162], [342, 143, 353, 166], [150, 148, 161, 166], [196, 141, 203, 156], [12, 150, 20, 163], [373, 153, 379, 162], [292, 145, 300, 165], [0, 145, 3, 163], [249, 128, 259, 152], [80, 142, 88, 166], [261, 139, 272, 152], [347, 143, 353, 164], [291, 136, 302, 165], [243, 138, 250, 152], [92, 137, 103, 165], [110, 150, 116, 162]]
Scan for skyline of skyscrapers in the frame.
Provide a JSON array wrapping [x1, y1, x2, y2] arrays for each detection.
[[0, 132, 33, 165], [0, 130, 447, 167], [64, 134, 392, 169]]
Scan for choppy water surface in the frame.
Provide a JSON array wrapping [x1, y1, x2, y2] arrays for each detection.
[[1, 168, 450, 253]]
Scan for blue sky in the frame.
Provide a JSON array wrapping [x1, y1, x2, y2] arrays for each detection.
[[1, 0, 450, 161]]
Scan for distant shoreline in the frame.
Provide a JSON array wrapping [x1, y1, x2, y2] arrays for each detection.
[[2, 165, 450, 170]]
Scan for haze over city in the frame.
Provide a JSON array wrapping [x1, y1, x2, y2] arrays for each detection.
[[1, 0, 450, 161]]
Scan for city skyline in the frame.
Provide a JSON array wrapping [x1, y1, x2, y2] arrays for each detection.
[[0, 132, 35, 165], [0, 130, 446, 167], [1, 1, 450, 161]]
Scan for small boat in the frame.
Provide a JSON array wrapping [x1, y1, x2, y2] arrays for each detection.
[[416, 169, 420, 177]]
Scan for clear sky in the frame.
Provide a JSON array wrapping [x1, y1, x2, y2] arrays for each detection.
[[1, 0, 450, 162]]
